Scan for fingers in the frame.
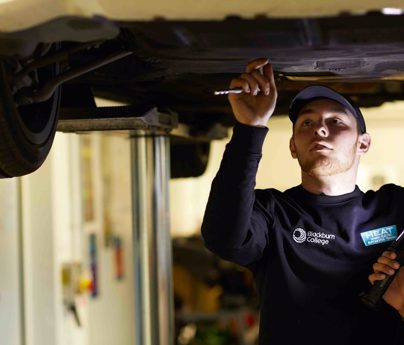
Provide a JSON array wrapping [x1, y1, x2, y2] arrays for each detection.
[[229, 57, 275, 96], [251, 70, 270, 95], [264, 63, 277, 97], [369, 272, 388, 285], [229, 72, 262, 95], [379, 251, 400, 269], [370, 251, 401, 282], [245, 57, 269, 73]]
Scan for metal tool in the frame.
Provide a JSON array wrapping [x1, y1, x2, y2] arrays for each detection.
[[214, 88, 264, 96], [213, 89, 245, 95]]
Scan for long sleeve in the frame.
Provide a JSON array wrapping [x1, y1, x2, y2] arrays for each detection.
[[201, 122, 271, 266]]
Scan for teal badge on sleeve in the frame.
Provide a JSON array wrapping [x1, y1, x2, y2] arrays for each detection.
[[360, 225, 398, 247]]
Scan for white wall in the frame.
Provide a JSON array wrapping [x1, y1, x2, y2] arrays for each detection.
[[20, 133, 86, 345], [358, 102, 404, 189], [0, 179, 23, 345], [86, 133, 134, 345], [21, 152, 58, 345], [15, 131, 136, 345]]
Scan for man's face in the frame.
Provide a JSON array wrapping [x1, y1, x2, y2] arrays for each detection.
[[289, 98, 370, 177]]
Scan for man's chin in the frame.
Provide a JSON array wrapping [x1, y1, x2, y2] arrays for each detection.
[[303, 159, 354, 177], [302, 159, 336, 177]]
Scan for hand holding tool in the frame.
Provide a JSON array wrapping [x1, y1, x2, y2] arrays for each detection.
[[360, 230, 404, 309]]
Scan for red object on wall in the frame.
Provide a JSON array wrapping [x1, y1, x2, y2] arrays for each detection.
[[114, 236, 124, 280]]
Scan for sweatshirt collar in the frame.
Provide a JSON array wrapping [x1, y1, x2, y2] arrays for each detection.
[[290, 184, 363, 204]]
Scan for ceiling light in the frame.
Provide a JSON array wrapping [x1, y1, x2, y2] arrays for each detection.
[[382, 8, 403, 15]]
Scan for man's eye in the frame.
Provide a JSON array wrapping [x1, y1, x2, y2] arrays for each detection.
[[302, 120, 311, 127], [332, 118, 343, 124]]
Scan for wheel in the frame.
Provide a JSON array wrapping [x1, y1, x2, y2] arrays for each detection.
[[0, 49, 60, 178], [170, 138, 210, 178]]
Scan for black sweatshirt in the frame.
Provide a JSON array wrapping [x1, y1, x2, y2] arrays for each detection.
[[201, 123, 404, 345]]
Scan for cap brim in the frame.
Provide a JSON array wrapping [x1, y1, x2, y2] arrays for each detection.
[[288, 85, 366, 133]]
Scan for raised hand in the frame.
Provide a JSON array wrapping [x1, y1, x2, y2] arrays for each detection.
[[228, 58, 278, 127]]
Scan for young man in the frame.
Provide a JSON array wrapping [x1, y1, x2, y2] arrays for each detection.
[[201, 58, 404, 345]]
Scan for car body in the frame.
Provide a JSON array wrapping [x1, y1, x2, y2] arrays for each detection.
[[1, 0, 404, 177]]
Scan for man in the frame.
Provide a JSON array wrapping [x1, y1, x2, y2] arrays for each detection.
[[201, 58, 404, 345]]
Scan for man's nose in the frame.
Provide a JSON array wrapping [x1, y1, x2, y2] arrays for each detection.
[[314, 122, 328, 137]]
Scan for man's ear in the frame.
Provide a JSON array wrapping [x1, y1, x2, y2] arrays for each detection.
[[290, 137, 297, 159], [357, 132, 371, 155]]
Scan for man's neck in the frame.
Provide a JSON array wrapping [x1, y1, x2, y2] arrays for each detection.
[[301, 171, 357, 196]]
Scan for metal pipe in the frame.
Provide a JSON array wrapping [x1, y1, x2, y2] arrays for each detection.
[[15, 50, 132, 105], [130, 131, 174, 345], [13, 41, 102, 85]]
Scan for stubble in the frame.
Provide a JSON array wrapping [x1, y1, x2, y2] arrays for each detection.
[[297, 141, 358, 177]]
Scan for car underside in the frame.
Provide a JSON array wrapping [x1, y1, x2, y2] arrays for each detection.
[[87, 12, 404, 121]]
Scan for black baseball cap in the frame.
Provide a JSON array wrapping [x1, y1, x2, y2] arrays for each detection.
[[288, 85, 366, 133]]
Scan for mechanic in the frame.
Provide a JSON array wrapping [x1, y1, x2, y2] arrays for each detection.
[[201, 57, 404, 345]]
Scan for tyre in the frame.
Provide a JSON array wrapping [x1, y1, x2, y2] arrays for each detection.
[[0, 50, 60, 178]]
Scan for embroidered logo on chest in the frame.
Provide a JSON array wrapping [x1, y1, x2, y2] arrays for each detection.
[[360, 225, 397, 247], [293, 227, 336, 246]]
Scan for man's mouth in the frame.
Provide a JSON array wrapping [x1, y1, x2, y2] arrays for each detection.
[[310, 142, 332, 152]]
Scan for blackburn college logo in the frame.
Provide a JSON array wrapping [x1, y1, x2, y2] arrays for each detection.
[[293, 228, 307, 243], [293, 227, 336, 246]]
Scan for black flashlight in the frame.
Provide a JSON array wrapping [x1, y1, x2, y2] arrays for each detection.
[[360, 230, 404, 309]]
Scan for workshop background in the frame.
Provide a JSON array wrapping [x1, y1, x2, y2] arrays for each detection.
[[1, 101, 404, 345]]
